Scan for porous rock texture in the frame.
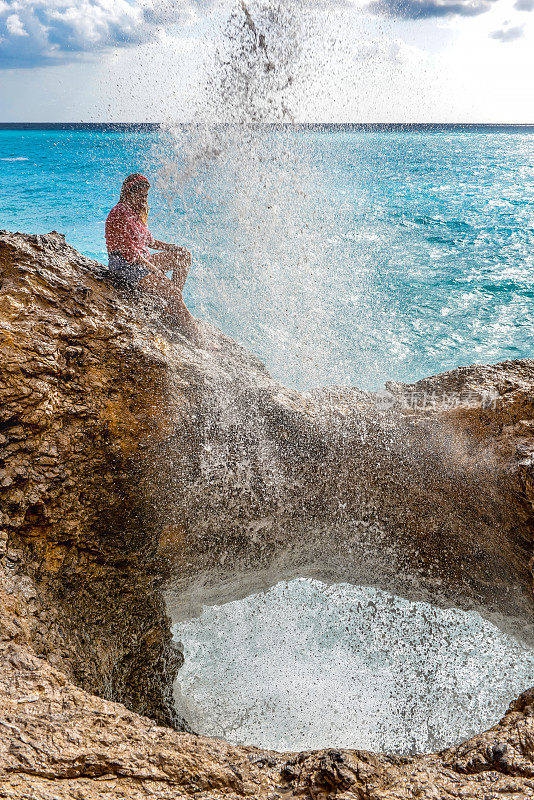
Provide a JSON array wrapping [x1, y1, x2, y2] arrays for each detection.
[[1, 229, 534, 799]]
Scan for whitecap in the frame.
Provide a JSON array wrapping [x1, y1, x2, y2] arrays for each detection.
[[0, 157, 29, 161]]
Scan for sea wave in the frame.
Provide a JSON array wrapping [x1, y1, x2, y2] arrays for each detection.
[[0, 156, 29, 161]]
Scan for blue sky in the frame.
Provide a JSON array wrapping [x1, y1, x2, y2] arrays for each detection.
[[0, 0, 533, 121]]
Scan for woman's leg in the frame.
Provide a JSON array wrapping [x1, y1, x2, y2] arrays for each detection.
[[137, 269, 196, 338], [151, 249, 191, 292]]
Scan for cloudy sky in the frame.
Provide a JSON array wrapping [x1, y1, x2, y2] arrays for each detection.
[[0, 0, 532, 122]]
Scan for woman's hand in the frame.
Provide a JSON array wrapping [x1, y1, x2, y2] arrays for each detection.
[[171, 246, 190, 259], [153, 240, 188, 256]]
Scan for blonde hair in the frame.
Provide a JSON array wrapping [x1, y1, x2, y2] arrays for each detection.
[[119, 174, 150, 226]]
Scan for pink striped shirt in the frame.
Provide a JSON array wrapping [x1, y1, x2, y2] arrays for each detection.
[[105, 202, 154, 264]]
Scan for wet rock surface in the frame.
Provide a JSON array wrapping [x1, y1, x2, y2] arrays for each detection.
[[1, 230, 534, 798]]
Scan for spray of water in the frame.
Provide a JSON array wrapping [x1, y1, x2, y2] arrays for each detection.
[[150, 0, 534, 754], [172, 579, 534, 754], [206, 0, 308, 124], [150, 1, 394, 389]]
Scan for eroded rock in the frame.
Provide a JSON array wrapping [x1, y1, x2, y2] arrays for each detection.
[[1, 230, 534, 798]]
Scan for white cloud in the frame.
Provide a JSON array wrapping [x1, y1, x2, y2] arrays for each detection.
[[6, 12, 27, 35], [0, 0, 212, 68], [0, 0, 533, 122], [353, 36, 426, 64], [489, 20, 524, 36]]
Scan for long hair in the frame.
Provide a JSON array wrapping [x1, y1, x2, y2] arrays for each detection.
[[119, 173, 150, 226]]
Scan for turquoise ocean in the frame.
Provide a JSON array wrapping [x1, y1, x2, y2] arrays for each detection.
[[1, 123, 533, 390]]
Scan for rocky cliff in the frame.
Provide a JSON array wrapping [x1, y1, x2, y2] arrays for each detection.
[[1, 229, 534, 799]]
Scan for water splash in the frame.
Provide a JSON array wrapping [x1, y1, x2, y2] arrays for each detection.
[[150, 2, 389, 388], [172, 578, 534, 754], [205, 0, 311, 124], [151, 1, 534, 755]]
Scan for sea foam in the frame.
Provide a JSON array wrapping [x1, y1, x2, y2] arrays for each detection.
[[172, 578, 534, 754]]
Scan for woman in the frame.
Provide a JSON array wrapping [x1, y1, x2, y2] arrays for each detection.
[[105, 173, 196, 338]]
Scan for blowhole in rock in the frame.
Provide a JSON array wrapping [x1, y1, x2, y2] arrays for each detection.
[[172, 578, 534, 754]]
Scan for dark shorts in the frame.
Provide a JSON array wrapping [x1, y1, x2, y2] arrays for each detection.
[[108, 252, 149, 287]]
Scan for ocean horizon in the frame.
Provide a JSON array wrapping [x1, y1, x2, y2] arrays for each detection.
[[2, 122, 534, 130]]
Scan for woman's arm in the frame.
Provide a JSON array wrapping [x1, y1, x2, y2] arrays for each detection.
[[151, 239, 172, 250], [151, 239, 188, 254]]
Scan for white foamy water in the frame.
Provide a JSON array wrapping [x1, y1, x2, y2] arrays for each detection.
[[152, 2, 351, 388], [159, 2, 534, 756], [172, 578, 534, 754]]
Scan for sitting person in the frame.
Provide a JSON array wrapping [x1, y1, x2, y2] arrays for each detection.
[[105, 173, 196, 339]]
